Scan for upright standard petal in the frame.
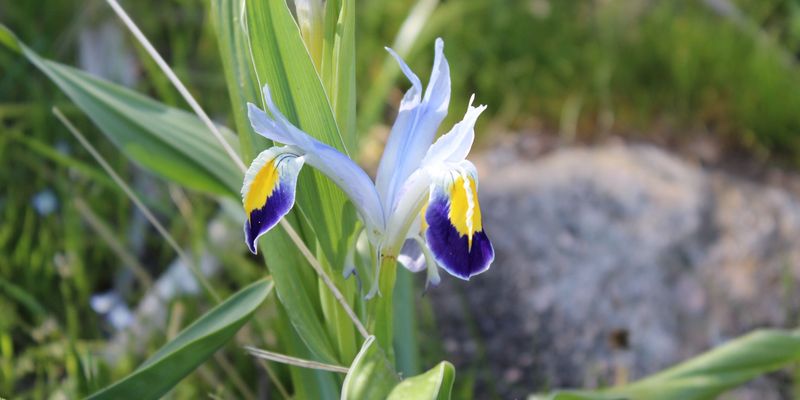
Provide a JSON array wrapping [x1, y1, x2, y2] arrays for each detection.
[[424, 162, 494, 280], [422, 95, 487, 166], [248, 87, 385, 233], [242, 146, 305, 254], [375, 38, 451, 213]]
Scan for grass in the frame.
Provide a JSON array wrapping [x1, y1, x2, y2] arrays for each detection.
[[360, 0, 800, 162]]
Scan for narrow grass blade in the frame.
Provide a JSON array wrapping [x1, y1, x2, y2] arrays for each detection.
[[53, 107, 220, 303], [244, 346, 349, 374], [105, 0, 246, 173], [210, 0, 267, 164], [87, 279, 273, 400], [540, 329, 800, 400], [321, 0, 357, 150], [0, 24, 242, 196]]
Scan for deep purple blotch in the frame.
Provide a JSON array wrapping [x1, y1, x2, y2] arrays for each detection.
[[245, 184, 295, 254], [425, 195, 494, 280]]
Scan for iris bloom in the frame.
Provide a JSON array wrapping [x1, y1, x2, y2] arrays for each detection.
[[241, 39, 493, 290]]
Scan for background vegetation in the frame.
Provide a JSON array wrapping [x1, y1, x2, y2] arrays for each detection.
[[3, 0, 800, 397]]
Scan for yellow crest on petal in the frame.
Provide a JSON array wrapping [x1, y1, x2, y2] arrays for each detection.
[[448, 175, 483, 249], [244, 159, 280, 217], [419, 200, 429, 232]]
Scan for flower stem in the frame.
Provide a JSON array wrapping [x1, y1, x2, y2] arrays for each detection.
[[368, 255, 398, 361]]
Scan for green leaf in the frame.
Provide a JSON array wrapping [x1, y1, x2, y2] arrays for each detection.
[[393, 267, 420, 377], [245, 0, 356, 267], [258, 228, 339, 364], [387, 361, 455, 400], [212, 0, 346, 369], [341, 336, 401, 400], [539, 329, 800, 400], [244, 0, 361, 367], [321, 0, 357, 150], [88, 279, 274, 400], [0, 24, 242, 196], [210, 0, 268, 164], [275, 300, 340, 400]]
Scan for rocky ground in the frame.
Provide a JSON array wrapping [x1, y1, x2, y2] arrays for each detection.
[[426, 137, 800, 399]]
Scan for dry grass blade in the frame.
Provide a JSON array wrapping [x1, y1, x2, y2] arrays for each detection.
[[105, 0, 246, 173], [278, 219, 370, 339], [52, 107, 220, 303], [73, 197, 154, 291], [244, 345, 350, 374]]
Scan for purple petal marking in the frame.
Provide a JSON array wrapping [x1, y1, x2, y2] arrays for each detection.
[[424, 194, 494, 280], [244, 183, 295, 254]]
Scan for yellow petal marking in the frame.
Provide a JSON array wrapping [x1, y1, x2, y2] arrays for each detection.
[[419, 200, 429, 232], [244, 160, 280, 217], [448, 175, 483, 249]]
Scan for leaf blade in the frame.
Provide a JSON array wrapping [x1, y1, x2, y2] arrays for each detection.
[[245, 0, 356, 267], [341, 336, 400, 400], [387, 361, 455, 400], [88, 279, 274, 400], [1, 24, 242, 196]]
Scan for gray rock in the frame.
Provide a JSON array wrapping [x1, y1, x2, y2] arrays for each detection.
[[427, 143, 800, 399]]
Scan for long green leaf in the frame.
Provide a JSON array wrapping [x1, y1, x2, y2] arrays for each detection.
[[0, 24, 241, 196], [341, 336, 400, 400], [393, 267, 420, 377], [275, 299, 340, 400], [245, 0, 355, 267], [88, 279, 274, 400], [321, 0, 357, 150], [257, 228, 339, 364], [210, 0, 267, 165], [210, 0, 346, 369], [244, 0, 361, 368], [539, 329, 800, 400], [387, 361, 455, 400]]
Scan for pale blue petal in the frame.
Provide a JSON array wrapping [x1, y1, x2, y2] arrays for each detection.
[[385, 47, 422, 104], [398, 237, 442, 289], [398, 239, 426, 273], [382, 167, 433, 257], [375, 38, 451, 214], [247, 88, 385, 232], [422, 95, 487, 166]]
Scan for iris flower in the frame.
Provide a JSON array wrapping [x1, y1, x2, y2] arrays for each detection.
[[241, 39, 493, 290]]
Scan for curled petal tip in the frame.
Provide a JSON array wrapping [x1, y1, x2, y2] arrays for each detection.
[[242, 147, 304, 255], [261, 84, 273, 102], [246, 235, 259, 255]]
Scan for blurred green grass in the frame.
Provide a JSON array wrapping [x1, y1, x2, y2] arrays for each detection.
[[358, 0, 800, 159], [3, 0, 800, 397]]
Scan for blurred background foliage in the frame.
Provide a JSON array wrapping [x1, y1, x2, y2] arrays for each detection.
[[3, 0, 800, 397]]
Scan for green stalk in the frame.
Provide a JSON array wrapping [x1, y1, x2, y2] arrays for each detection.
[[368, 256, 398, 361], [317, 257, 358, 364], [393, 267, 420, 377]]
